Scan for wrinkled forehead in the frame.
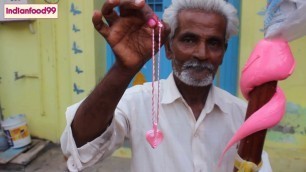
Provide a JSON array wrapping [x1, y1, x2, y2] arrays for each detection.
[[177, 9, 226, 25], [174, 9, 227, 38]]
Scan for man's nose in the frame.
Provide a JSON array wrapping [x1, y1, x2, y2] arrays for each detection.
[[193, 42, 208, 61]]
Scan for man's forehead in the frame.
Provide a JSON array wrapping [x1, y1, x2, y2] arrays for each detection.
[[174, 9, 227, 37], [178, 8, 223, 16], [177, 8, 225, 22]]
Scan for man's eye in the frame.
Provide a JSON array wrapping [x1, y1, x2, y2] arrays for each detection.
[[182, 38, 194, 44], [210, 40, 219, 46]]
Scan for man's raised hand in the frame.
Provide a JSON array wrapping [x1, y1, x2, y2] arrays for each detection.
[[92, 0, 170, 71]]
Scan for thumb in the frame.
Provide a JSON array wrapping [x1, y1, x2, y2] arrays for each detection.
[[92, 10, 110, 38]]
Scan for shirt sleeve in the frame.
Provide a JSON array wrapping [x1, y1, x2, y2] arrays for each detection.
[[60, 101, 128, 171], [259, 150, 273, 172]]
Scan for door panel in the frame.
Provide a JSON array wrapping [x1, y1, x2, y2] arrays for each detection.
[[219, 0, 240, 95]]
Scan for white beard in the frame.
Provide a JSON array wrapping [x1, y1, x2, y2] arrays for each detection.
[[173, 59, 215, 87]]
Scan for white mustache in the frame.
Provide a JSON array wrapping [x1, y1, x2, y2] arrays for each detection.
[[182, 61, 214, 72], [173, 60, 214, 87]]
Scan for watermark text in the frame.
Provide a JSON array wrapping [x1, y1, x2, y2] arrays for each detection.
[[5, 4, 58, 19]]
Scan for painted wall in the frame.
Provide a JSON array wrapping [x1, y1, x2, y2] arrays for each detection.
[[0, 0, 106, 142], [239, 0, 306, 171]]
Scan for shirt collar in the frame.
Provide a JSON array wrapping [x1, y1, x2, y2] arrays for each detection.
[[161, 73, 230, 114], [206, 86, 230, 114], [161, 73, 182, 104]]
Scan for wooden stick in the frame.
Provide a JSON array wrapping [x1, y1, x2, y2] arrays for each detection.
[[234, 81, 277, 171]]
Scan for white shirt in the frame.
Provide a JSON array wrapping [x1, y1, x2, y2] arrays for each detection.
[[61, 73, 272, 172]]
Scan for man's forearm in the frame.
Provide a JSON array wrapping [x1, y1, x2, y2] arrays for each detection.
[[71, 62, 140, 147]]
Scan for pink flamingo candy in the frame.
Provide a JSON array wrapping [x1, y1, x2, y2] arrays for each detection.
[[219, 38, 295, 165]]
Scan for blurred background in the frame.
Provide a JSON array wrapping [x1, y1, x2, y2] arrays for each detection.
[[0, 0, 305, 171]]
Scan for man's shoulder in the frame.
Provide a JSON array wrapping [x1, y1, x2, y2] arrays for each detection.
[[121, 81, 155, 102], [124, 79, 167, 95], [213, 86, 247, 107], [124, 82, 152, 94], [213, 86, 247, 122]]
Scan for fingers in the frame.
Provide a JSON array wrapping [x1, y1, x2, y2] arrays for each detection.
[[102, 0, 120, 15], [142, 4, 158, 28], [92, 10, 110, 38], [102, 0, 120, 26], [102, 0, 159, 28], [119, 0, 146, 11], [160, 21, 171, 43], [95, 0, 162, 38], [152, 21, 171, 45], [119, 0, 158, 28], [150, 21, 170, 54]]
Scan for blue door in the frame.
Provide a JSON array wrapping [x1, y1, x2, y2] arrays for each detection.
[[106, 0, 240, 95], [218, 0, 240, 95]]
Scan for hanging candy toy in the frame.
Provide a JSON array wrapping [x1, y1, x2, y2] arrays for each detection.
[[219, 0, 306, 171], [146, 21, 164, 149]]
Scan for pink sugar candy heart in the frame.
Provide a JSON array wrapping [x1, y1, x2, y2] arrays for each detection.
[[146, 129, 164, 149]]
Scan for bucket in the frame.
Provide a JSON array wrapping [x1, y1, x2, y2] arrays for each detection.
[[0, 130, 9, 151], [1, 114, 31, 148]]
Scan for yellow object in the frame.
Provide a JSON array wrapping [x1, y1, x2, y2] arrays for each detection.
[[133, 72, 146, 86], [112, 147, 132, 159], [1, 114, 31, 148], [234, 154, 262, 172], [9, 125, 29, 141]]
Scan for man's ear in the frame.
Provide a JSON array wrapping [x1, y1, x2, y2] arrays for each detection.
[[165, 40, 174, 60], [219, 43, 228, 66]]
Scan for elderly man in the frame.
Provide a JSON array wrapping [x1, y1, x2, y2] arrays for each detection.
[[61, 0, 272, 171]]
